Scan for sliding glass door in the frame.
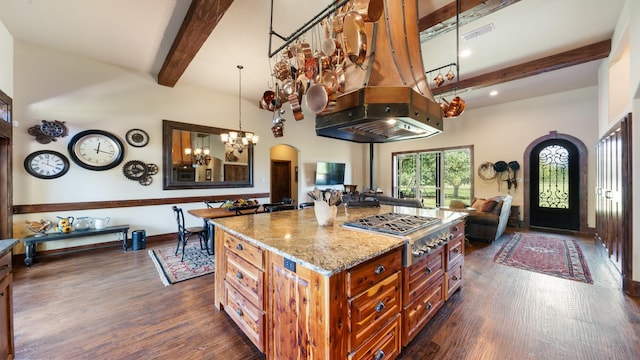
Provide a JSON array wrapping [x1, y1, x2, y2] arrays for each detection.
[[394, 147, 472, 208]]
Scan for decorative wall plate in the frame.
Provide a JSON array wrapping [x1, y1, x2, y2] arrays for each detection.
[[125, 129, 149, 148]]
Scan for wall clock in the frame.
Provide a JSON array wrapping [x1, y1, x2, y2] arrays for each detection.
[[24, 150, 70, 179], [68, 130, 125, 171], [125, 128, 149, 147]]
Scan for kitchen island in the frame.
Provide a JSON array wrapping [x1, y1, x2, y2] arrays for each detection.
[[211, 205, 465, 359]]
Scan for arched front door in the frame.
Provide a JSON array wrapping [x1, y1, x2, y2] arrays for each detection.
[[529, 139, 580, 230]]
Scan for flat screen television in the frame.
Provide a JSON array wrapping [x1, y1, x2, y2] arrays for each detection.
[[315, 162, 346, 185]]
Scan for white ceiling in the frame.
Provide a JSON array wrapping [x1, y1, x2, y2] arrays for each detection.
[[0, 0, 626, 111]]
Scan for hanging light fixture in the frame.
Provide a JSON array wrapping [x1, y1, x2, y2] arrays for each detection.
[[221, 65, 259, 152]]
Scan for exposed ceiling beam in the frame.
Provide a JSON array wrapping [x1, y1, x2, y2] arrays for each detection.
[[431, 39, 612, 96], [158, 0, 234, 87], [419, 0, 487, 32]]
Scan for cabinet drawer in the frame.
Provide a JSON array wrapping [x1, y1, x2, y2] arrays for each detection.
[[446, 236, 464, 270], [349, 313, 401, 360], [445, 260, 464, 300], [224, 233, 263, 270], [225, 251, 263, 307], [450, 221, 464, 240], [403, 247, 444, 306], [224, 284, 264, 351], [348, 248, 402, 297], [348, 271, 401, 352], [402, 276, 444, 346], [0, 252, 11, 281]]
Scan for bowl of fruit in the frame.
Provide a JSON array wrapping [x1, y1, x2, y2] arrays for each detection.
[[221, 199, 259, 211]]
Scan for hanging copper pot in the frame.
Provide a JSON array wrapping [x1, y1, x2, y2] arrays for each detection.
[[343, 11, 367, 66], [259, 90, 276, 112], [441, 96, 466, 118], [351, 0, 384, 22], [273, 60, 291, 81]]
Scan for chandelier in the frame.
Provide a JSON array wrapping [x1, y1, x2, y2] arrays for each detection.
[[221, 65, 258, 153], [185, 134, 211, 166]]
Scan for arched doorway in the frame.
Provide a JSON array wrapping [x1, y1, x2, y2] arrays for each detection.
[[270, 144, 299, 204], [523, 131, 588, 233]]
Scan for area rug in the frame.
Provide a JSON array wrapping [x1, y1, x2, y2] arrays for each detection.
[[493, 232, 593, 284], [149, 244, 215, 286]]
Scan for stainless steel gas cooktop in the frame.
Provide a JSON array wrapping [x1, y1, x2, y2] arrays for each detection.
[[342, 212, 442, 236]]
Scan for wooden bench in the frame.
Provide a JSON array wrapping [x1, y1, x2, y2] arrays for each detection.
[[22, 225, 130, 266]]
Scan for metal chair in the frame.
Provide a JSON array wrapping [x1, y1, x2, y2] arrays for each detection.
[[172, 206, 208, 261]]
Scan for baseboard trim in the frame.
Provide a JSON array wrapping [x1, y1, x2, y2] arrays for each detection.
[[12, 233, 177, 267], [623, 278, 640, 297]]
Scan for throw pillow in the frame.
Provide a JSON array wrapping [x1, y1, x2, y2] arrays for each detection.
[[471, 198, 486, 210], [481, 200, 498, 213]]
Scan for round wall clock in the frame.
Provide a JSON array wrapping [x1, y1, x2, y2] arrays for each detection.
[[125, 128, 149, 147], [24, 150, 70, 179], [68, 130, 125, 171]]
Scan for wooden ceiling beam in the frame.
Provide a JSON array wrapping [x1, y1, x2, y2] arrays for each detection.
[[431, 39, 612, 96], [418, 0, 487, 32], [158, 0, 234, 87]]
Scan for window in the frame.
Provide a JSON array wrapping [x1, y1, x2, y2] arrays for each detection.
[[393, 146, 472, 208]]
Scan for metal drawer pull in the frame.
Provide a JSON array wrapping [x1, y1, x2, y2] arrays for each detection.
[[374, 264, 385, 275], [236, 272, 243, 279], [451, 275, 459, 281], [236, 243, 243, 250], [375, 301, 386, 313], [452, 248, 460, 253], [426, 302, 432, 310], [425, 267, 432, 274], [452, 226, 459, 232], [237, 309, 243, 317], [374, 349, 385, 360]]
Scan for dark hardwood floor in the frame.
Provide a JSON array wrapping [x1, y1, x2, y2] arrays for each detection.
[[11, 229, 640, 359]]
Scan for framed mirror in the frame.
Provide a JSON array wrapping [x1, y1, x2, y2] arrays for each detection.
[[162, 120, 254, 190]]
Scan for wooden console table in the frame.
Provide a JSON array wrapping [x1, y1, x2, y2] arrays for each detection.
[[22, 225, 130, 266]]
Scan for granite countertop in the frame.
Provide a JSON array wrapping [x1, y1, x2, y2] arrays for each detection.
[[211, 205, 465, 276], [0, 239, 20, 258]]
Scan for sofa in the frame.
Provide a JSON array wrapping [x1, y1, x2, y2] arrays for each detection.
[[465, 195, 512, 243]]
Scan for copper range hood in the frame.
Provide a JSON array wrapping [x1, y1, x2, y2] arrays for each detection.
[[315, 0, 443, 143]]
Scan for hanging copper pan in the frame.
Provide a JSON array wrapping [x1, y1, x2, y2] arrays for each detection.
[[343, 10, 367, 66], [351, 0, 384, 22]]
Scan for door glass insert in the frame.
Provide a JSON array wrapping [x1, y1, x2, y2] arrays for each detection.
[[538, 144, 569, 208]]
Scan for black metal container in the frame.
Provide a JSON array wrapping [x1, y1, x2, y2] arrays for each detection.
[[131, 230, 146, 251]]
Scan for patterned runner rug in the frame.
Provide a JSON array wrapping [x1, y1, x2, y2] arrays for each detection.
[[149, 244, 215, 286], [493, 232, 593, 284]]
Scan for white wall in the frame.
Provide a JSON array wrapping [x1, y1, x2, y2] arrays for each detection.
[[0, 20, 12, 97], [11, 41, 364, 251], [374, 86, 600, 228]]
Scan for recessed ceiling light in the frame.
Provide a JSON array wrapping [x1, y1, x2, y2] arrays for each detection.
[[489, 90, 499, 96], [459, 49, 472, 57]]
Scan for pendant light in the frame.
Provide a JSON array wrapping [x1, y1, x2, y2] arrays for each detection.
[[221, 65, 258, 152]]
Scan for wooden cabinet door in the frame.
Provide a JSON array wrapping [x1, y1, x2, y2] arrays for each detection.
[[0, 273, 14, 360], [267, 253, 344, 360], [595, 114, 631, 279]]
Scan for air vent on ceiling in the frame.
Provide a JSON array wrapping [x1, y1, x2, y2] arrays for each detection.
[[461, 23, 495, 41]]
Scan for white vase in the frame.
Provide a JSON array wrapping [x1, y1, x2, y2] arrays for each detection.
[[314, 200, 337, 226]]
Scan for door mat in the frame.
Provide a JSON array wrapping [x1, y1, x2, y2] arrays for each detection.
[[149, 244, 215, 286], [493, 232, 593, 284]]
